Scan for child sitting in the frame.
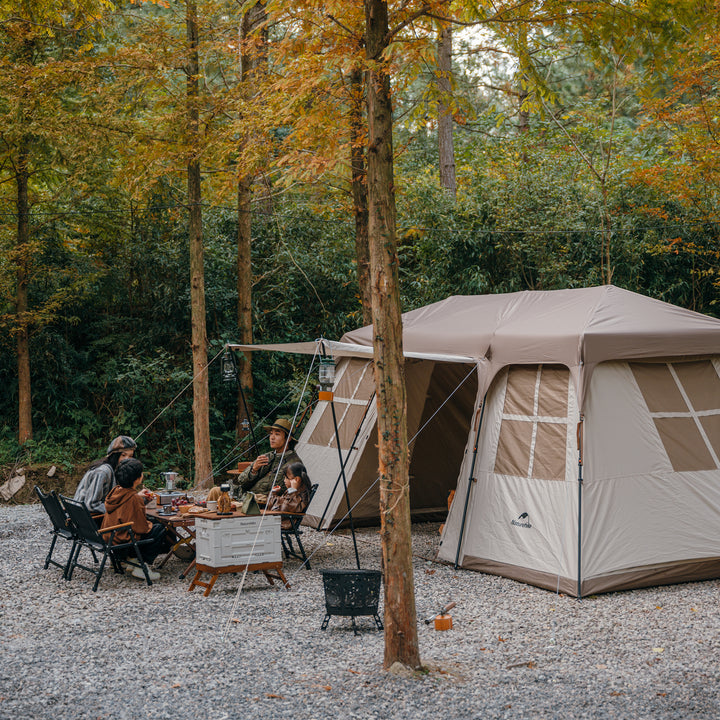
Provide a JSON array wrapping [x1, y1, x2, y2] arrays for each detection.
[[266, 462, 312, 529], [101, 458, 170, 580]]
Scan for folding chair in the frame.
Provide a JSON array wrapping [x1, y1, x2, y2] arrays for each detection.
[[281, 483, 318, 569], [34, 486, 84, 579], [60, 495, 156, 591]]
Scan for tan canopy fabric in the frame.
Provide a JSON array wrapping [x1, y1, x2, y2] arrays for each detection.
[[341, 285, 720, 407]]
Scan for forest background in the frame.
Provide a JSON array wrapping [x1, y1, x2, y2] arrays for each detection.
[[2, 0, 719, 486]]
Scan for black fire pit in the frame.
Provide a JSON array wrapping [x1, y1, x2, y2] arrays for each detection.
[[320, 569, 384, 635]]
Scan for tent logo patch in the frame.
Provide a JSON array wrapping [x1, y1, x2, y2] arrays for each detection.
[[511, 512, 532, 529]]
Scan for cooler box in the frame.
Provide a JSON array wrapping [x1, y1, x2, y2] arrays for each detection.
[[195, 515, 281, 567]]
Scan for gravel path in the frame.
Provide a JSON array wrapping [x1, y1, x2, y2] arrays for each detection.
[[1, 504, 718, 720]]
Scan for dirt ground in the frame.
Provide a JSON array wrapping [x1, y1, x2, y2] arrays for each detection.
[[0, 463, 85, 505]]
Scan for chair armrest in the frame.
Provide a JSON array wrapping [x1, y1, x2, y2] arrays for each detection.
[[99, 521, 134, 533]]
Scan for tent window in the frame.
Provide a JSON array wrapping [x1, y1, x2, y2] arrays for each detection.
[[631, 360, 720, 472], [308, 359, 374, 448], [494, 365, 570, 481]]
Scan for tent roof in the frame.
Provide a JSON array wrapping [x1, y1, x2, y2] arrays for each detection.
[[341, 285, 720, 369]]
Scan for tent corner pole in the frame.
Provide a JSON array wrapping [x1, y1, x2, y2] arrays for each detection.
[[454, 392, 487, 569], [576, 415, 584, 600]]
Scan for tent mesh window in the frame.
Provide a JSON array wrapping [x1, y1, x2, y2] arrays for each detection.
[[630, 360, 720, 472], [308, 358, 375, 449], [494, 365, 570, 481]]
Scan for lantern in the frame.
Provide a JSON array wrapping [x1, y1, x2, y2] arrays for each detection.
[[318, 356, 335, 391], [221, 348, 238, 382]]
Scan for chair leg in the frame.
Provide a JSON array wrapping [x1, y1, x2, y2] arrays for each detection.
[[92, 551, 110, 592], [65, 541, 83, 581], [293, 532, 310, 569], [44, 534, 58, 569], [62, 540, 79, 580]]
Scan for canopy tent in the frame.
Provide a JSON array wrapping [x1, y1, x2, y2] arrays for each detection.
[[230, 286, 720, 596]]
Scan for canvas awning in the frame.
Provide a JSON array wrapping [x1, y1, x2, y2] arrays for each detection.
[[227, 339, 477, 364]]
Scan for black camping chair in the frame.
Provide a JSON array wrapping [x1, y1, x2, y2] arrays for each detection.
[[34, 486, 89, 579], [281, 483, 318, 569], [60, 495, 156, 591]]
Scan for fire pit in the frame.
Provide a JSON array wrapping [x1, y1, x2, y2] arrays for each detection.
[[320, 569, 383, 635]]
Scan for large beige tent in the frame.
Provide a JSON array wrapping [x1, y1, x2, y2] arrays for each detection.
[[230, 285, 720, 596]]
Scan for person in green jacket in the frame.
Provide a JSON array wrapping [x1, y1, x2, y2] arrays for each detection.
[[234, 418, 302, 501]]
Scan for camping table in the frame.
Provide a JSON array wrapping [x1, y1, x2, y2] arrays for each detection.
[[146, 507, 199, 578], [187, 511, 288, 597]]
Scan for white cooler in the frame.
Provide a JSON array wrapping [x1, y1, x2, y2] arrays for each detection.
[[194, 514, 281, 567]]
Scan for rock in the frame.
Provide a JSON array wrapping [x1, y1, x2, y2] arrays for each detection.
[[0, 474, 26, 501], [47, 466, 57, 478]]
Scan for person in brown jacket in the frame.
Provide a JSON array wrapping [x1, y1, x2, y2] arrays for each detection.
[[266, 462, 312, 530], [101, 458, 169, 580]]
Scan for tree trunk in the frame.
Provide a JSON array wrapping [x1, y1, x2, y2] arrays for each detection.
[[437, 25, 456, 197], [187, 0, 212, 488], [364, 0, 421, 670], [16, 135, 32, 444], [234, 2, 267, 439], [350, 63, 372, 325], [237, 173, 254, 438]]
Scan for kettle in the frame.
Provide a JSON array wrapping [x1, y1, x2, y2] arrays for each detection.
[[161, 471, 178, 491]]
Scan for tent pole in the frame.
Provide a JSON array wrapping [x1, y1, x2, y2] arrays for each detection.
[[225, 347, 258, 450], [576, 415, 584, 599], [328, 397, 361, 569], [317, 393, 375, 529], [454, 392, 487, 569]]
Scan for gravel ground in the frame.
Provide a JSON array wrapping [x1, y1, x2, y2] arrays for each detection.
[[1, 503, 719, 720]]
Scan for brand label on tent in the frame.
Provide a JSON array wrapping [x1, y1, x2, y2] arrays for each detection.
[[511, 512, 532, 529]]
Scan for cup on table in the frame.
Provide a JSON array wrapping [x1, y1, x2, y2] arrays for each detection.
[[207, 500, 218, 512]]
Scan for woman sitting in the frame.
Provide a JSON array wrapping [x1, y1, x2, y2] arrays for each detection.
[[266, 462, 312, 529], [101, 458, 170, 581]]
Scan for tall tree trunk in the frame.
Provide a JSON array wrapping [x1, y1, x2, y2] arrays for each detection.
[[187, 0, 212, 487], [437, 25, 456, 197], [235, 2, 267, 439], [364, 0, 421, 670], [350, 63, 372, 325], [16, 135, 32, 443], [237, 173, 254, 437]]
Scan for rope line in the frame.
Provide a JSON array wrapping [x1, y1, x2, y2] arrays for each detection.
[[282, 363, 479, 586], [222, 347, 320, 642]]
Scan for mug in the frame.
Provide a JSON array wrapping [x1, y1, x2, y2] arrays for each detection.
[[206, 500, 218, 512]]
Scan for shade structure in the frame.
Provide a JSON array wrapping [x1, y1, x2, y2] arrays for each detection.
[[231, 286, 720, 596]]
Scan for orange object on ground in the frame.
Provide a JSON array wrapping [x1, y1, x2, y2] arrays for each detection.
[[434, 614, 453, 631]]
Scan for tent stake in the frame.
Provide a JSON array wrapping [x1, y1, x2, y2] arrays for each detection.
[[454, 391, 487, 569]]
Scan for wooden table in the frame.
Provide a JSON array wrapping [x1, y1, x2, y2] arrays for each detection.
[[186, 511, 287, 597], [188, 561, 289, 597], [146, 507, 198, 578]]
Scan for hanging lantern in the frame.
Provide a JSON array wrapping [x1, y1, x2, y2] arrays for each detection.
[[221, 348, 238, 383], [318, 356, 335, 392]]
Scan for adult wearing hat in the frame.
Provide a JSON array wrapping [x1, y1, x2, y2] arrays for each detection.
[[73, 435, 137, 514], [234, 418, 303, 502]]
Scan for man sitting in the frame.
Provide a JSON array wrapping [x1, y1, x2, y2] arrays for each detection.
[[233, 418, 303, 503]]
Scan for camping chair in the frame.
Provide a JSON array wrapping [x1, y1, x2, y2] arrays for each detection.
[[281, 483, 318, 569], [60, 495, 156, 591], [34, 486, 89, 579]]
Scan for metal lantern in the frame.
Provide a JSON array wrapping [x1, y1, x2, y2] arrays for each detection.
[[318, 356, 335, 391], [221, 348, 238, 382]]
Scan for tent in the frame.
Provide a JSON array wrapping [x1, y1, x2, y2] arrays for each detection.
[[230, 285, 720, 596]]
